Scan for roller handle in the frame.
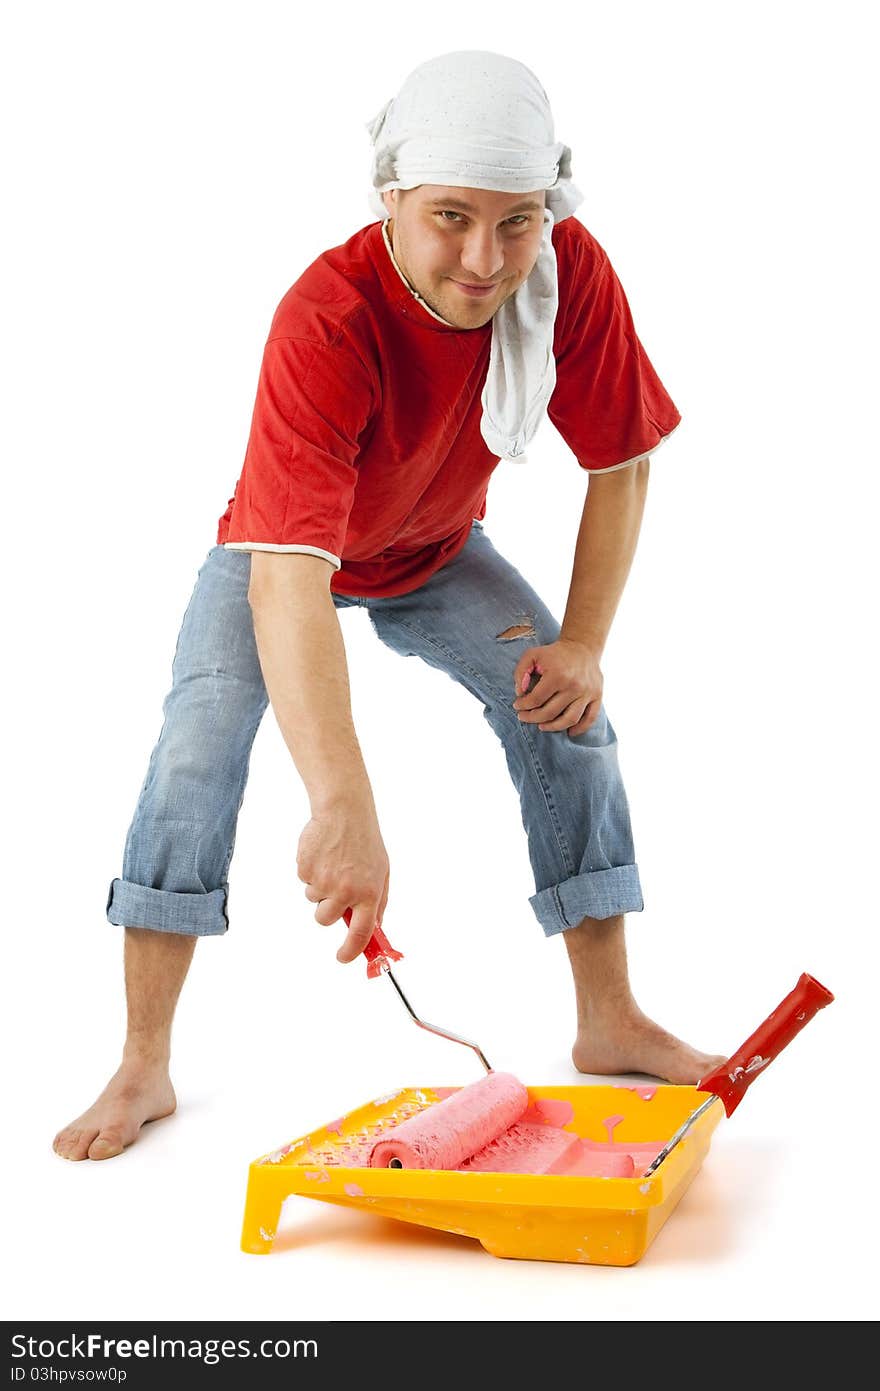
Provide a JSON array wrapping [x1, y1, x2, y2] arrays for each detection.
[[342, 907, 404, 979], [697, 972, 834, 1117]]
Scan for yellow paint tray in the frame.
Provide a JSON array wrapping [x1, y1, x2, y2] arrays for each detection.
[[241, 1082, 723, 1266]]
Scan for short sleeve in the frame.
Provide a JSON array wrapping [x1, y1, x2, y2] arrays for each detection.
[[548, 226, 682, 473], [221, 318, 377, 568]]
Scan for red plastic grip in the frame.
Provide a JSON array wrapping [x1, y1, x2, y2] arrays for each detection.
[[342, 907, 404, 979], [697, 972, 834, 1117]]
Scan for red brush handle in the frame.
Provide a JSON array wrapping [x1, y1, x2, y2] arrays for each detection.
[[342, 907, 404, 979], [697, 972, 834, 1117]]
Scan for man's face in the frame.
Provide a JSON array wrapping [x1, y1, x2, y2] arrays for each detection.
[[382, 183, 546, 329]]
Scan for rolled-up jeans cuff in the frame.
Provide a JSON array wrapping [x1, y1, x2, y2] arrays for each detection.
[[529, 865, 644, 937], [105, 877, 230, 937]]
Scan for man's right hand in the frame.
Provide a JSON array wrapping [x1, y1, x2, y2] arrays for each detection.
[[296, 800, 390, 964]]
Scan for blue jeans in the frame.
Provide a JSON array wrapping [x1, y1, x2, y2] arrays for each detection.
[[106, 522, 644, 939]]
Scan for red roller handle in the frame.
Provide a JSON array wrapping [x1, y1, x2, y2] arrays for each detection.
[[342, 907, 404, 979], [698, 972, 834, 1117]]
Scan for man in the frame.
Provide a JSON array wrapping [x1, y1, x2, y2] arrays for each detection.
[[54, 51, 723, 1162]]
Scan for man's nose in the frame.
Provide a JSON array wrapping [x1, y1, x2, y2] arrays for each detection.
[[458, 228, 505, 281]]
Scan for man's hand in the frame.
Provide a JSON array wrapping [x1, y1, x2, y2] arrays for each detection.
[[297, 799, 390, 963], [511, 638, 603, 737]]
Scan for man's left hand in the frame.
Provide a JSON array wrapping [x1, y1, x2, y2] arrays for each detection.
[[511, 639, 603, 737]]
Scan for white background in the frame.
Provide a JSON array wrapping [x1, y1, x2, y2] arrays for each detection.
[[2, 0, 877, 1323]]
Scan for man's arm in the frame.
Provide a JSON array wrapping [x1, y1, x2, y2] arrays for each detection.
[[511, 456, 650, 736], [559, 456, 650, 657], [248, 552, 373, 805], [247, 552, 389, 958]]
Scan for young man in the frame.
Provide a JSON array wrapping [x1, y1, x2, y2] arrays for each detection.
[[54, 51, 723, 1162]]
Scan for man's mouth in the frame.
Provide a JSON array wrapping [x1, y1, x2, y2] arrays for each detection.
[[452, 280, 499, 297]]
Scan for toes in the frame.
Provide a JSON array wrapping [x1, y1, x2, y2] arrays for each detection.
[[52, 1129, 76, 1159], [686, 1052, 727, 1085], [87, 1129, 126, 1161], [54, 1128, 99, 1161]]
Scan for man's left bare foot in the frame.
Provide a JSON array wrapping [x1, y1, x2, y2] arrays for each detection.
[[572, 1007, 726, 1084]]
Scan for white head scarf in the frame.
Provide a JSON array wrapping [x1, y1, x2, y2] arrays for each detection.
[[365, 50, 584, 464]]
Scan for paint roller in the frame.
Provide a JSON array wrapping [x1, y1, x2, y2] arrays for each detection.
[[367, 1072, 636, 1174], [349, 917, 634, 1173], [371, 1071, 528, 1169], [343, 913, 580, 1172]]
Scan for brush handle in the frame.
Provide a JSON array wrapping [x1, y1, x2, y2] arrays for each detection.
[[342, 907, 404, 978], [697, 972, 834, 1117]]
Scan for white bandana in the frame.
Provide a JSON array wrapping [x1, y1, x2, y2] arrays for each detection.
[[365, 50, 583, 464]]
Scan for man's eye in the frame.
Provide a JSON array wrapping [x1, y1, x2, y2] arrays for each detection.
[[435, 212, 530, 226]]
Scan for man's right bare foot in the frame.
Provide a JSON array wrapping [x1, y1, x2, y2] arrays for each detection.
[[53, 1062, 177, 1161]]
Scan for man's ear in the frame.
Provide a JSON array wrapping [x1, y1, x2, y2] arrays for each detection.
[[381, 189, 397, 215]]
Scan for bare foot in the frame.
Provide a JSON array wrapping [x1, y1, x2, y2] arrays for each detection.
[[572, 1007, 726, 1085], [53, 1062, 177, 1161]]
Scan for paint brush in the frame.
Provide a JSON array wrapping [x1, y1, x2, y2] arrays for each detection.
[[643, 972, 834, 1176]]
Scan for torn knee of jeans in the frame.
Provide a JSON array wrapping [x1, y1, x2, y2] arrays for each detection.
[[496, 618, 536, 642]]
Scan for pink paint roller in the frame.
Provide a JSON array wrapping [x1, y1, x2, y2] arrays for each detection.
[[367, 1074, 636, 1174], [352, 915, 638, 1174], [347, 915, 586, 1172], [370, 1072, 530, 1169]]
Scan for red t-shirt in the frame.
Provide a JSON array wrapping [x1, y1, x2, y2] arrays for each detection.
[[216, 216, 681, 598]]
